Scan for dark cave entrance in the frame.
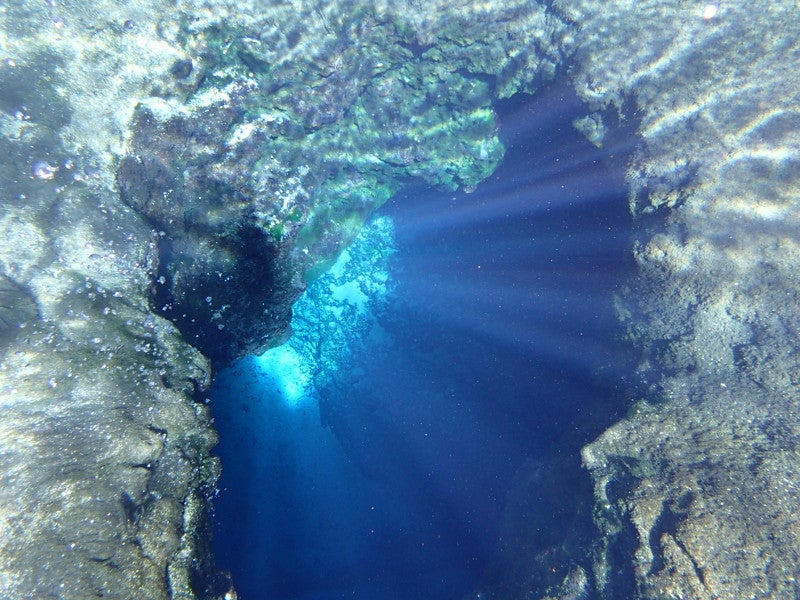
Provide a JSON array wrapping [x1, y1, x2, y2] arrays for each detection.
[[209, 79, 640, 600]]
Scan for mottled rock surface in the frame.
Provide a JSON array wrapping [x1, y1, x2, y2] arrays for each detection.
[[0, 147, 223, 597], [0, 3, 228, 598], [0, 1, 568, 597], [1, 0, 799, 599], [566, 1, 800, 599], [115, 0, 568, 364]]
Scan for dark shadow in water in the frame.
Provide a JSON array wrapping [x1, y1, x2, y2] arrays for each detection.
[[210, 79, 639, 600]]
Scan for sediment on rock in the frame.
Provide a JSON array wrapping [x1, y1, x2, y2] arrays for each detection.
[[1, 1, 799, 598], [569, 1, 800, 598]]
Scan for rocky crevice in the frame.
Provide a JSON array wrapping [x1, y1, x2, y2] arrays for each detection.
[[1, 1, 799, 599]]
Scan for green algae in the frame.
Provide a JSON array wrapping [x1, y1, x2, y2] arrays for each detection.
[[168, 10, 510, 283]]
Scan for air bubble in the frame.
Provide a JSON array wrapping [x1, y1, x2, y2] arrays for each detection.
[[702, 4, 718, 19], [32, 161, 58, 180]]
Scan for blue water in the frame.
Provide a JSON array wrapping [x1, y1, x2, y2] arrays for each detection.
[[211, 83, 637, 600]]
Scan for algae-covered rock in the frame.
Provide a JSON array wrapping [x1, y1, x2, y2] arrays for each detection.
[[0, 1, 568, 597], [3, 0, 800, 598], [115, 0, 572, 364]]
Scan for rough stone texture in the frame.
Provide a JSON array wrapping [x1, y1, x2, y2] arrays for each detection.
[[0, 176, 225, 598], [583, 377, 800, 600], [0, 5, 228, 598], [2, 0, 800, 598], [565, 1, 800, 599], [114, 0, 569, 364], [0, 1, 569, 597]]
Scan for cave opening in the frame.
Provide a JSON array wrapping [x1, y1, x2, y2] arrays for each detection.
[[209, 79, 640, 600]]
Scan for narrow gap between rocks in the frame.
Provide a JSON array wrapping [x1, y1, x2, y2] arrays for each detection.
[[209, 79, 641, 600]]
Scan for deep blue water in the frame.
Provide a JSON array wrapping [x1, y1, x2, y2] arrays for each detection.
[[211, 83, 637, 600]]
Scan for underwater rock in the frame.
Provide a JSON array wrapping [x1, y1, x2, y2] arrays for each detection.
[[116, 94, 302, 366], [0, 1, 565, 597], [1, 0, 799, 599], [0, 176, 222, 598], [114, 0, 570, 364], [0, 8, 225, 596], [583, 378, 800, 600], [567, 0, 800, 598], [0, 276, 38, 345], [572, 113, 605, 148]]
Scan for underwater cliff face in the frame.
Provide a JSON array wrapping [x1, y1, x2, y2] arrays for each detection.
[[561, 1, 800, 597], [113, 0, 567, 365], [0, 0, 798, 599], [210, 85, 638, 600]]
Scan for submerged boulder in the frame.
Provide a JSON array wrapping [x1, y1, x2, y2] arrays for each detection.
[[114, 0, 566, 364]]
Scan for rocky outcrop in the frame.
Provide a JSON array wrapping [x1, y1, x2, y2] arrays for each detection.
[[0, 1, 567, 597], [114, 0, 569, 364], [1, 0, 799, 598], [0, 5, 228, 598], [0, 128, 223, 597], [564, 1, 800, 598]]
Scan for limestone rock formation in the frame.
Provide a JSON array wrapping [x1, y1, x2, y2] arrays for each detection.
[[1, 0, 799, 598], [565, 1, 800, 598]]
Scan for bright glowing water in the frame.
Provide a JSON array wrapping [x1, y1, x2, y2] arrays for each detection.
[[211, 82, 637, 600]]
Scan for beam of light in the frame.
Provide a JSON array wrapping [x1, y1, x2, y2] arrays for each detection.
[[215, 83, 640, 600], [395, 282, 631, 376], [392, 140, 637, 237], [253, 345, 313, 408], [376, 86, 639, 398], [254, 215, 396, 408], [393, 86, 640, 240], [391, 213, 633, 348]]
